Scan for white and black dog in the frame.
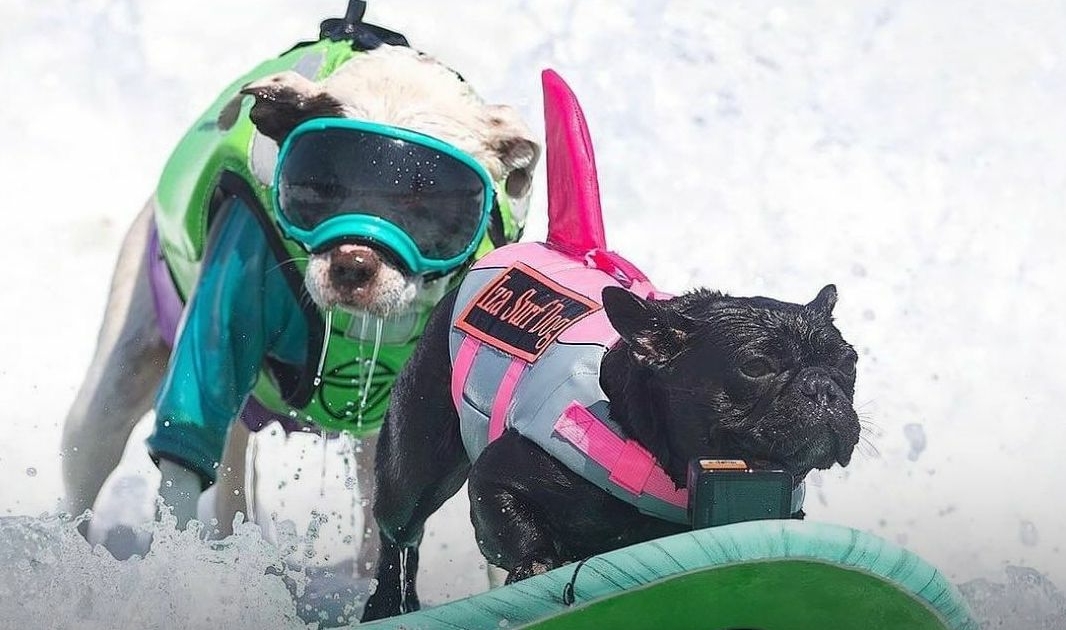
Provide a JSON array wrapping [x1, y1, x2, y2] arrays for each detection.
[[60, 24, 539, 575]]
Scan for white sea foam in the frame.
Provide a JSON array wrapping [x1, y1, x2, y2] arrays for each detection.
[[0, 511, 313, 630]]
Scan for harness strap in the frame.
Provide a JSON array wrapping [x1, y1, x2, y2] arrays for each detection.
[[553, 401, 688, 509], [451, 336, 481, 410], [147, 218, 184, 348], [583, 248, 647, 289], [489, 359, 526, 441]]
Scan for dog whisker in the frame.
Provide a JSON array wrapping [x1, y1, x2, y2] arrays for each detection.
[[266, 256, 310, 275], [857, 412, 883, 431], [857, 420, 884, 438], [854, 398, 875, 410], [856, 432, 881, 459]]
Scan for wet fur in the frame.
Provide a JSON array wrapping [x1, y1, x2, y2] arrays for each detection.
[[362, 283, 861, 620]]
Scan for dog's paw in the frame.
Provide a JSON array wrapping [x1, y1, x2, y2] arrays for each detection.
[[360, 581, 403, 623], [505, 558, 559, 584]]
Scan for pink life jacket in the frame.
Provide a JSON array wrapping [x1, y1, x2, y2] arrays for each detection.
[[447, 241, 692, 523], [445, 71, 812, 526]]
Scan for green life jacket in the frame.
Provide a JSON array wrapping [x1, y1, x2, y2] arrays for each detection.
[[153, 37, 519, 435]]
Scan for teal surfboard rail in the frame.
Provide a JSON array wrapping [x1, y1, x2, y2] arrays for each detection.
[[360, 520, 977, 630]]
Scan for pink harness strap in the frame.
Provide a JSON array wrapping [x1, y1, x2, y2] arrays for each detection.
[[583, 248, 648, 290], [453, 336, 527, 443], [488, 358, 526, 441], [451, 336, 481, 410], [554, 401, 688, 509]]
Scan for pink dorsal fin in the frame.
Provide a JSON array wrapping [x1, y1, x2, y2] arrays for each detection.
[[542, 69, 607, 253]]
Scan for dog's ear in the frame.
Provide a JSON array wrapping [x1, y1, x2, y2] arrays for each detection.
[[237, 71, 346, 144], [603, 286, 689, 369], [804, 284, 838, 319], [485, 104, 541, 199]]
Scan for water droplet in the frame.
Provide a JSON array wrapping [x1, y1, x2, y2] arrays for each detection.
[[163, 420, 171, 427], [25, 467, 37, 477], [1020, 520, 1039, 547], [903, 423, 926, 461]]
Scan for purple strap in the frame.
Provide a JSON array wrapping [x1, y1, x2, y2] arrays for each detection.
[[241, 397, 312, 434], [147, 218, 184, 348]]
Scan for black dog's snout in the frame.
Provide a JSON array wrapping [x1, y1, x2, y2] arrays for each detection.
[[330, 244, 381, 286], [798, 368, 838, 405]]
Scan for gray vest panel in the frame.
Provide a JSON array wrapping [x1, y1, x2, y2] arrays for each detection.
[[449, 263, 690, 523]]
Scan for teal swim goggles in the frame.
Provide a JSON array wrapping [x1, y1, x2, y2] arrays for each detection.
[[273, 118, 496, 276]]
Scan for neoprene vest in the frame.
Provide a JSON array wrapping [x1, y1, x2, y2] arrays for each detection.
[[152, 37, 519, 434], [448, 242, 694, 523]]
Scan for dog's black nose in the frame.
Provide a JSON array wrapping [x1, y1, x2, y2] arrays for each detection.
[[330, 244, 381, 287], [798, 368, 838, 405]]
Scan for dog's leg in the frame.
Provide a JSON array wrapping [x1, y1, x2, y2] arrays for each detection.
[[212, 419, 251, 537], [361, 292, 469, 622], [353, 430, 380, 576], [467, 431, 569, 583], [361, 410, 466, 621], [62, 203, 170, 524]]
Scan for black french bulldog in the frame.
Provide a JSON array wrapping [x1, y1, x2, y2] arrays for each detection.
[[361, 282, 860, 621]]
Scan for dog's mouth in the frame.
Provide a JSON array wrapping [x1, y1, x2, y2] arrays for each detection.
[[721, 427, 856, 483]]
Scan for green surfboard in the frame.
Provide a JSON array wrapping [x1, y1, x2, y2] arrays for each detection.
[[360, 521, 977, 630]]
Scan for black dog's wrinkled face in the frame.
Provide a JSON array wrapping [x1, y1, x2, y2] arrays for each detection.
[[602, 284, 861, 485]]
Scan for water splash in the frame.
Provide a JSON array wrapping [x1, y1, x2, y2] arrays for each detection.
[[3, 509, 1065, 629], [0, 500, 381, 628], [961, 566, 1066, 629], [0, 511, 314, 630]]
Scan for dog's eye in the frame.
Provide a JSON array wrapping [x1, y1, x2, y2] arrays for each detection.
[[739, 358, 774, 379]]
